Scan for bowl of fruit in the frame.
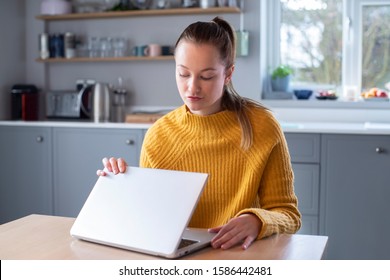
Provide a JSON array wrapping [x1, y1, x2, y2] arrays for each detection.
[[315, 90, 338, 100], [361, 88, 389, 101]]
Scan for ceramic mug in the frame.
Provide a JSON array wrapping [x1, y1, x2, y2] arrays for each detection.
[[132, 45, 147, 57], [144, 44, 162, 57], [161, 45, 174, 56]]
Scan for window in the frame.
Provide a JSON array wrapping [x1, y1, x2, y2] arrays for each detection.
[[265, 0, 390, 96], [280, 0, 343, 88], [361, 3, 390, 90]]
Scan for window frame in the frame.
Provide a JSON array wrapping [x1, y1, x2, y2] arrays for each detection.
[[354, 0, 390, 92], [263, 0, 390, 97]]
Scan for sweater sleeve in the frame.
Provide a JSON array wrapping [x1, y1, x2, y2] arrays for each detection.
[[235, 131, 301, 239]]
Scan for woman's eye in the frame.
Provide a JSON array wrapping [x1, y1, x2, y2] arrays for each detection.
[[179, 73, 189, 78], [201, 76, 213, 81]]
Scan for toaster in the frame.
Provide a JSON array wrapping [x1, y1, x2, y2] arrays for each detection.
[[46, 88, 92, 119]]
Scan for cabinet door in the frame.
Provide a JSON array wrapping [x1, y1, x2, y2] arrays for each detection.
[[299, 215, 319, 236], [53, 128, 143, 217], [292, 163, 320, 235], [0, 126, 53, 224], [320, 134, 390, 259], [285, 133, 321, 235], [285, 133, 320, 163]]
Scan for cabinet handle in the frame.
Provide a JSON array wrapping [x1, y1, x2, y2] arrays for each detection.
[[375, 147, 385, 154], [36, 136, 44, 143], [125, 139, 135, 145]]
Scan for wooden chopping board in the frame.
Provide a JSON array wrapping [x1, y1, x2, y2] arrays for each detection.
[[125, 113, 165, 123]]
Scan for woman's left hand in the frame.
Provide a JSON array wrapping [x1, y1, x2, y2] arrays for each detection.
[[208, 214, 261, 250]]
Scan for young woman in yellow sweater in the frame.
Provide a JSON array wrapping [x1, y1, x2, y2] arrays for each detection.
[[98, 17, 301, 250]]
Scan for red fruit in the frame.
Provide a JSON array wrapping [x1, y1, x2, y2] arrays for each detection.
[[377, 91, 388, 98]]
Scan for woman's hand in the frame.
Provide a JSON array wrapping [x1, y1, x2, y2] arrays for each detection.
[[208, 214, 262, 250], [96, 157, 127, 176]]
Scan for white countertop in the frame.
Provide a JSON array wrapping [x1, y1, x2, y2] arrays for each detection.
[[278, 121, 390, 135], [1, 120, 390, 135], [0, 120, 152, 129]]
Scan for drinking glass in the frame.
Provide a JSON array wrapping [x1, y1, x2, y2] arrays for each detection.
[[88, 36, 100, 57], [113, 37, 127, 57], [217, 0, 227, 7], [100, 37, 113, 57]]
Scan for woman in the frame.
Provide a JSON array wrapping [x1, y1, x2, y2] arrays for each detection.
[[98, 17, 301, 250]]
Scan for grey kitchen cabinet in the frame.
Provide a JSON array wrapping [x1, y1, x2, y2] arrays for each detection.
[[285, 133, 321, 235], [53, 127, 143, 218], [0, 126, 53, 224], [320, 134, 390, 259]]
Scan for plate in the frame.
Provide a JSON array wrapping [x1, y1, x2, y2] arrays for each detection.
[[315, 95, 338, 100], [362, 97, 389, 102]]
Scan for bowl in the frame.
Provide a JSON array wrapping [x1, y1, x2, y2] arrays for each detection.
[[316, 90, 338, 100], [41, 0, 72, 15], [293, 90, 313, 100], [134, 0, 153, 9]]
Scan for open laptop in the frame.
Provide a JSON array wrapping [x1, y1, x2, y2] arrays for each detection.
[[70, 166, 215, 258]]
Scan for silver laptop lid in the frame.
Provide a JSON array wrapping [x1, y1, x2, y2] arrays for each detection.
[[70, 167, 209, 257]]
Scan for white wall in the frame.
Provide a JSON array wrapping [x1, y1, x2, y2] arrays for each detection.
[[0, 0, 26, 119]]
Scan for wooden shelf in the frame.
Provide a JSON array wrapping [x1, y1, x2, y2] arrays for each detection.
[[36, 7, 240, 21], [35, 7, 241, 64], [36, 56, 175, 63]]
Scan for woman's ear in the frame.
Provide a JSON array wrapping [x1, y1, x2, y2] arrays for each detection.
[[225, 65, 235, 84]]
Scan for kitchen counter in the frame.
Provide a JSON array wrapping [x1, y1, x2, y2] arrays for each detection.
[[278, 121, 390, 135], [1, 120, 390, 135], [0, 120, 152, 129]]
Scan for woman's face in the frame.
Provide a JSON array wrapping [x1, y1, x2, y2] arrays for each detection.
[[175, 41, 233, 116]]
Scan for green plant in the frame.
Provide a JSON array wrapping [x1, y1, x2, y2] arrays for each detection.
[[271, 65, 293, 80]]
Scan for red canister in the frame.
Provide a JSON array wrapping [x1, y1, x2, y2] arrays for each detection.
[[11, 85, 39, 121]]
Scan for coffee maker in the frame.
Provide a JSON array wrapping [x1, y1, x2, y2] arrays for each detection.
[[11, 84, 39, 121]]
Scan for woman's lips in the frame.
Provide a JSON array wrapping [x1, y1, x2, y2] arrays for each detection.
[[186, 96, 202, 101]]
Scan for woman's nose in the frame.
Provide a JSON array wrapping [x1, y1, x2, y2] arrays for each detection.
[[188, 78, 200, 94]]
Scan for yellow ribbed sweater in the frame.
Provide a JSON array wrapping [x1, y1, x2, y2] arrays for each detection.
[[140, 105, 301, 239]]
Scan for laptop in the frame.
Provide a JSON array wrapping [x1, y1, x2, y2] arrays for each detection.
[[70, 166, 215, 258]]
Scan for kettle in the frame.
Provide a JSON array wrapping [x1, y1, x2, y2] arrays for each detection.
[[91, 82, 111, 123]]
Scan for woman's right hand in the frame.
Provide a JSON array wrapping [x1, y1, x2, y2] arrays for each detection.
[[96, 157, 127, 176]]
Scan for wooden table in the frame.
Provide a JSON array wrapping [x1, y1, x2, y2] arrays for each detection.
[[0, 215, 328, 260]]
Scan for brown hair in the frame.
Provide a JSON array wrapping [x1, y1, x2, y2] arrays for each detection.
[[175, 17, 268, 150]]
